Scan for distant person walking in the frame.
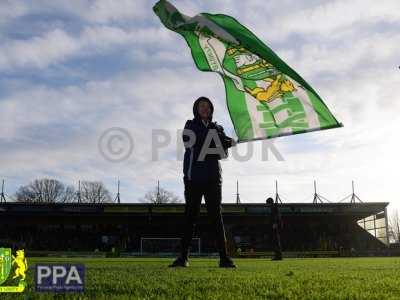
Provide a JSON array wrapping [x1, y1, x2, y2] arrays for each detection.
[[266, 197, 283, 260], [169, 97, 236, 268]]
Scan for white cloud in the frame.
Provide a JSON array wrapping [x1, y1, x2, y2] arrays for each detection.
[[294, 32, 400, 80], [0, 1, 28, 25], [82, 0, 148, 23], [0, 0, 149, 25], [0, 29, 79, 70], [251, 0, 400, 43], [0, 25, 175, 71]]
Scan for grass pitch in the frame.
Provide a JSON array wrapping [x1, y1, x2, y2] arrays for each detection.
[[2, 257, 400, 299]]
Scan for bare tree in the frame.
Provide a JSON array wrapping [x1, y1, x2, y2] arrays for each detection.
[[139, 187, 182, 204], [388, 209, 400, 243], [80, 181, 112, 203], [15, 178, 75, 203], [63, 185, 77, 203], [15, 186, 37, 203]]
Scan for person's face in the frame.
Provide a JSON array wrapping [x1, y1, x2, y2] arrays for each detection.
[[197, 100, 211, 120]]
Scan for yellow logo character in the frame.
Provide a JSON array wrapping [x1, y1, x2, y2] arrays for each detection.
[[12, 250, 27, 281]]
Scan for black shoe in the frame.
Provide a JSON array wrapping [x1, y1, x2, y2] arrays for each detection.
[[219, 257, 236, 268], [168, 257, 189, 268]]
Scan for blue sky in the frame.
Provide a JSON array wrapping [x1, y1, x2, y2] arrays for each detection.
[[0, 0, 399, 212]]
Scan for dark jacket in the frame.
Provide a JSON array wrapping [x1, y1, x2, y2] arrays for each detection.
[[183, 98, 234, 183]]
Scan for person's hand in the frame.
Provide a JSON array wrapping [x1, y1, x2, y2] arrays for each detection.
[[272, 223, 278, 229], [215, 124, 224, 133]]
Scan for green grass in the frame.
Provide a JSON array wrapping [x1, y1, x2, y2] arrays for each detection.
[[2, 257, 400, 299]]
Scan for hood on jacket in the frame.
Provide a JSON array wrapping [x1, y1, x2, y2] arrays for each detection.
[[193, 97, 214, 121]]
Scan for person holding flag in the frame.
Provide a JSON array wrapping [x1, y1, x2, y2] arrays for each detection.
[[154, 0, 342, 268], [169, 97, 237, 268]]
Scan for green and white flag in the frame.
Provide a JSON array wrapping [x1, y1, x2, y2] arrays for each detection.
[[154, 0, 342, 142]]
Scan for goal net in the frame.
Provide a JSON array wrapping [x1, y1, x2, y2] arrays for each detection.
[[140, 237, 201, 255]]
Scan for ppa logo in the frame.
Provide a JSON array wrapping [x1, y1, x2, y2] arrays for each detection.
[[35, 264, 85, 293]]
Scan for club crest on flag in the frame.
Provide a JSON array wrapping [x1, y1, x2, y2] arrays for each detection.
[[201, 38, 297, 103]]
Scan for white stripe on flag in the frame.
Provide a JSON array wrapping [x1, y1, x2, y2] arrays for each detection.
[[198, 33, 244, 91], [265, 98, 292, 135], [292, 79, 320, 129], [244, 93, 267, 139]]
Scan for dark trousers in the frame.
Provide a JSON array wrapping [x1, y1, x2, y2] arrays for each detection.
[[180, 179, 228, 259]]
